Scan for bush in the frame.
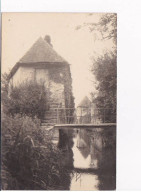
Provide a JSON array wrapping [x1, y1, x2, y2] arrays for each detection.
[[2, 81, 49, 119], [1, 74, 71, 190], [1, 114, 69, 190]]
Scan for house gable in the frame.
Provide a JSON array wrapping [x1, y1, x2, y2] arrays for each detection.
[[8, 36, 69, 80], [19, 37, 67, 64]]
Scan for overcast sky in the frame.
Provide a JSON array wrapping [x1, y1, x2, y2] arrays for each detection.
[[2, 13, 113, 106]]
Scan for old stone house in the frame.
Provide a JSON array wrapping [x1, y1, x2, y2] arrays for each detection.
[[8, 35, 74, 125]]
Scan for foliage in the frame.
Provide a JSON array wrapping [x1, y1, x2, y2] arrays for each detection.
[[2, 80, 48, 119], [91, 52, 116, 122], [75, 13, 117, 122], [63, 66, 75, 123], [85, 13, 117, 122], [1, 114, 69, 190], [1, 72, 9, 113], [1, 71, 73, 190], [1, 72, 9, 96], [99, 128, 116, 190], [87, 13, 117, 45], [75, 13, 117, 46]]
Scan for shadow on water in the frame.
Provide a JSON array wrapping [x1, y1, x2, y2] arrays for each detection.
[[56, 127, 116, 190]]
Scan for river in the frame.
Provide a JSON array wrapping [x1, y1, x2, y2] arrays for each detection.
[[53, 127, 116, 190]]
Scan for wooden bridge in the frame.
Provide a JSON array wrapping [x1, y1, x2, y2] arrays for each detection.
[[41, 107, 116, 129], [54, 123, 116, 129]]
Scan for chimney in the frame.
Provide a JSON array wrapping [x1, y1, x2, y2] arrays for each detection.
[[44, 35, 53, 47]]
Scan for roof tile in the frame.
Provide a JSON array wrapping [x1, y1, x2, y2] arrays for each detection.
[[19, 37, 67, 63]]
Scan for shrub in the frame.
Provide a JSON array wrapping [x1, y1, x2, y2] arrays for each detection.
[[1, 74, 71, 190], [1, 114, 69, 190], [2, 80, 49, 119]]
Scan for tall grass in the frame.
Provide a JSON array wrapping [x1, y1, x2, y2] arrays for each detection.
[[2, 114, 70, 190]]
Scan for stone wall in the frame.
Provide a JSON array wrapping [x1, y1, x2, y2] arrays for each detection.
[[63, 65, 74, 109], [48, 64, 74, 109], [48, 65, 65, 107]]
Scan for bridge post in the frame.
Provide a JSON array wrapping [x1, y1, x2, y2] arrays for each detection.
[[58, 128, 69, 150], [57, 108, 59, 124], [103, 109, 105, 123]]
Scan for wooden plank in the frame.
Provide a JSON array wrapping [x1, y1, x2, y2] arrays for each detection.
[[54, 123, 116, 129]]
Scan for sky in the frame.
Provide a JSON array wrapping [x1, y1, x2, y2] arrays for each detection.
[[2, 13, 113, 106]]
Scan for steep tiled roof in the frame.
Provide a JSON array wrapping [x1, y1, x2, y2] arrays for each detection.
[[9, 36, 68, 79], [78, 96, 91, 107], [19, 37, 66, 63]]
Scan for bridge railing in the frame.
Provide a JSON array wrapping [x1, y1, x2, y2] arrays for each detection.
[[49, 107, 116, 124]]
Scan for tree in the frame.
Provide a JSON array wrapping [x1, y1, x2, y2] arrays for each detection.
[[92, 52, 116, 122], [76, 13, 117, 122], [90, 13, 117, 122], [75, 13, 117, 46], [87, 13, 117, 45]]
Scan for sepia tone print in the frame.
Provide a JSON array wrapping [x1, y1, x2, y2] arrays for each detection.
[[1, 13, 116, 190]]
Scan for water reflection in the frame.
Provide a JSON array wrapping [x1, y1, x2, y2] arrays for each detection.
[[57, 127, 116, 190], [70, 173, 99, 191], [74, 128, 103, 170]]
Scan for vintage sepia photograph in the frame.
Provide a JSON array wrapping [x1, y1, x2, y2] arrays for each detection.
[[1, 13, 117, 190]]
